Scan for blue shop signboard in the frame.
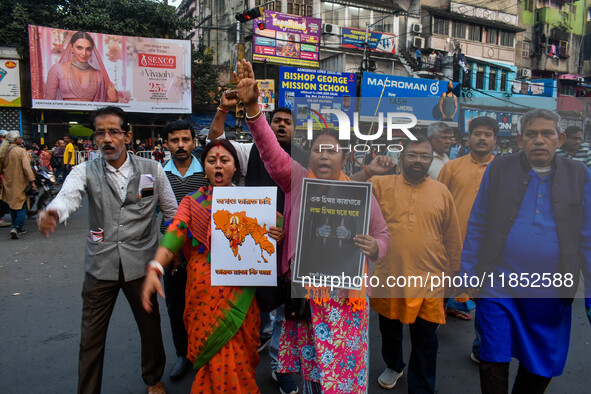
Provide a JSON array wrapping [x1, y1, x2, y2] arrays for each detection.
[[280, 66, 357, 131], [360, 72, 459, 123], [279, 66, 357, 108]]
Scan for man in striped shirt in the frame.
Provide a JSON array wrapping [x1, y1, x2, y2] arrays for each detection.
[[161, 120, 209, 380], [556, 125, 591, 167]]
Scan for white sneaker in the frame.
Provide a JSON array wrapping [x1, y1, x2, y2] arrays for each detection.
[[470, 352, 481, 364], [378, 368, 403, 389]]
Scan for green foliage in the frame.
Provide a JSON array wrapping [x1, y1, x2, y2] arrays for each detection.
[[192, 42, 229, 106], [0, 0, 63, 52]]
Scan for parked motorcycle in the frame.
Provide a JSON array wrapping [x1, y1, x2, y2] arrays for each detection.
[[28, 163, 57, 217]]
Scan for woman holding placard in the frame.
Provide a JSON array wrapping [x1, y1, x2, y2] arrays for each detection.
[[142, 139, 283, 393], [235, 59, 390, 393]]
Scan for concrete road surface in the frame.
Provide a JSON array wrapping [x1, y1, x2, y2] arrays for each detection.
[[1, 198, 589, 393]]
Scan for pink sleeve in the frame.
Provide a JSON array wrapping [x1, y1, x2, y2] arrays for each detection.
[[44, 64, 61, 100], [247, 115, 304, 192], [369, 194, 390, 261]]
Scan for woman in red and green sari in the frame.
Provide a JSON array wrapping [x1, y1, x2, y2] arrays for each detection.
[[142, 139, 284, 393]]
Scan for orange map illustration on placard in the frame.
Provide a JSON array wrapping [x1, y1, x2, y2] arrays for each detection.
[[213, 210, 275, 262]]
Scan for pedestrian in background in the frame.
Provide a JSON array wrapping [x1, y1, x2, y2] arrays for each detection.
[[449, 136, 460, 160], [0, 129, 11, 227], [416, 48, 423, 69], [428, 50, 436, 71], [153, 145, 165, 164], [427, 122, 453, 179], [38, 144, 53, 171], [556, 125, 591, 167], [0, 130, 36, 239], [434, 51, 442, 72], [63, 135, 76, 178], [52, 139, 65, 183], [438, 116, 498, 359]]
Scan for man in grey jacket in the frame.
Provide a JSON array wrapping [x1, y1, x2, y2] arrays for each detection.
[[39, 106, 177, 394]]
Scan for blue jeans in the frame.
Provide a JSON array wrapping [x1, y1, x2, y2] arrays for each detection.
[[473, 308, 481, 358], [378, 314, 439, 394], [10, 202, 27, 230], [269, 305, 285, 371], [260, 311, 273, 338]]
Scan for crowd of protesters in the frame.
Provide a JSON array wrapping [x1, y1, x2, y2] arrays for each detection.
[[3, 62, 591, 394]]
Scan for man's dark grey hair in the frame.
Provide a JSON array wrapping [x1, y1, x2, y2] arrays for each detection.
[[519, 109, 562, 135], [427, 122, 453, 139]]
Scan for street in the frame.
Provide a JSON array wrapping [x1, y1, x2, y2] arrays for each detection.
[[1, 197, 590, 393]]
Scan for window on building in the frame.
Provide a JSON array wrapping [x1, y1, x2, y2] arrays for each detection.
[[560, 81, 576, 96], [433, 16, 449, 35], [563, 3, 575, 13], [526, 0, 534, 12], [486, 28, 498, 44], [452, 21, 467, 39], [500, 72, 507, 91], [469, 24, 481, 42], [522, 41, 530, 58], [256, 0, 280, 11], [476, 66, 485, 89], [373, 13, 393, 33], [499, 31, 515, 47], [199, 0, 210, 23], [287, 0, 312, 17], [489, 70, 497, 90], [322, 2, 344, 25], [463, 68, 472, 87], [559, 40, 569, 57], [349, 6, 361, 29]]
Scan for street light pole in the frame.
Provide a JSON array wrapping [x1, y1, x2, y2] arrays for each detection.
[[362, 22, 370, 71], [361, 14, 392, 72]]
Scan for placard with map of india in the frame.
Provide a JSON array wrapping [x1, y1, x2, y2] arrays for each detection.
[[211, 186, 278, 286]]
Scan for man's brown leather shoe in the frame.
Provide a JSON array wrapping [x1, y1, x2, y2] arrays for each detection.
[[147, 381, 166, 394]]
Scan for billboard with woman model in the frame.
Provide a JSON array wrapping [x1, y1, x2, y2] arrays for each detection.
[[29, 25, 191, 113]]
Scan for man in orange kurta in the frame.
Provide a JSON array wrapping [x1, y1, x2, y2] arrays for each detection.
[[438, 116, 497, 241], [370, 137, 462, 393], [437, 116, 497, 357]]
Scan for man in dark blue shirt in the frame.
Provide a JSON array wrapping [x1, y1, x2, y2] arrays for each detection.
[[461, 109, 591, 393], [161, 120, 209, 380]]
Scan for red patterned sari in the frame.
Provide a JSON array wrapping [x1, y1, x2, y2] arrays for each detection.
[[161, 185, 260, 393]]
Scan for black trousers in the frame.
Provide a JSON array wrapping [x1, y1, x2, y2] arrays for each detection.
[[480, 361, 552, 394], [163, 265, 188, 358], [78, 271, 165, 394], [378, 314, 439, 394]]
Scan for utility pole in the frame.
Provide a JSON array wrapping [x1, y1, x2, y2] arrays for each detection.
[[359, 13, 394, 96]]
